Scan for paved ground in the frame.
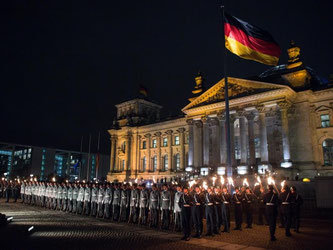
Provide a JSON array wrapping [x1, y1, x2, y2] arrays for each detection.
[[0, 200, 332, 250]]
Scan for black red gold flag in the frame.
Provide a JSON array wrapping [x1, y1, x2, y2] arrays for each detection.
[[224, 13, 280, 66]]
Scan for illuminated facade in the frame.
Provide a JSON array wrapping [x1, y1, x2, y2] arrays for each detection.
[[107, 42, 333, 182]]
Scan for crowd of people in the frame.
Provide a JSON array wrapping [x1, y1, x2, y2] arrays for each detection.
[[0, 179, 303, 241]]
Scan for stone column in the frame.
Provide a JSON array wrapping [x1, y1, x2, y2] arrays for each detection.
[[279, 102, 292, 167], [245, 112, 256, 166], [194, 121, 203, 168], [110, 136, 117, 172], [202, 116, 210, 166], [238, 115, 248, 166], [155, 132, 162, 171], [166, 130, 173, 172], [178, 128, 186, 171], [145, 134, 151, 172], [125, 135, 131, 171], [229, 115, 236, 167], [210, 118, 220, 167], [218, 114, 227, 165], [187, 119, 194, 167], [258, 106, 269, 163]]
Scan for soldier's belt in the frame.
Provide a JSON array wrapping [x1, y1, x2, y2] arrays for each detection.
[[141, 198, 147, 200], [195, 203, 201, 206], [151, 199, 158, 201], [282, 202, 290, 205], [266, 203, 275, 205], [162, 199, 170, 201], [122, 197, 127, 199], [215, 202, 221, 204], [207, 203, 214, 206], [223, 201, 229, 204], [131, 198, 137, 200], [247, 201, 252, 203], [183, 204, 190, 207], [235, 202, 241, 204]]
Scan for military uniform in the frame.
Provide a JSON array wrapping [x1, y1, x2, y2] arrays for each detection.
[[232, 191, 243, 230], [221, 191, 231, 232], [52, 184, 58, 210], [90, 186, 98, 217], [149, 189, 160, 227], [139, 188, 149, 225], [129, 187, 139, 223], [173, 190, 183, 231], [258, 191, 267, 225], [62, 185, 68, 211], [112, 186, 121, 221], [97, 186, 105, 217], [279, 190, 292, 236], [192, 191, 204, 237], [103, 186, 112, 219], [291, 190, 303, 233], [205, 191, 218, 235], [67, 185, 73, 212], [20, 182, 25, 203], [77, 186, 85, 214], [57, 185, 63, 210], [264, 189, 279, 241], [160, 189, 172, 230], [120, 187, 129, 222], [83, 186, 92, 215], [244, 191, 254, 228], [179, 192, 192, 240], [214, 190, 222, 232], [72, 185, 79, 213]]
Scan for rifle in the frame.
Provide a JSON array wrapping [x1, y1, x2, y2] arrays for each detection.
[[172, 211, 176, 231], [159, 209, 163, 229]]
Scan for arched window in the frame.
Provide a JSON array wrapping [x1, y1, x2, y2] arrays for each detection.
[[323, 139, 333, 166], [152, 156, 157, 172], [163, 155, 168, 171], [175, 154, 180, 171], [142, 157, 147, 172]]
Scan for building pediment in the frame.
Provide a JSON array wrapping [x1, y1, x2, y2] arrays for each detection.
[[182, 77, 295, 116]]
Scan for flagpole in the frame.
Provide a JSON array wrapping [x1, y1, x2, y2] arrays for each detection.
[[87, 133, 91, 181], [79, 135, 83, 180], [220, 5, 233, 177], [96, 131, 100, 180]]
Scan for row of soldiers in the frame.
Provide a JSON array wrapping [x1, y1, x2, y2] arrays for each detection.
[[15, 180, 302, 241], [0, 181, 20, 202]]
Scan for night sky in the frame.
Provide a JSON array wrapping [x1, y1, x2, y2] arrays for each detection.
[[1, 1, 332, 154]]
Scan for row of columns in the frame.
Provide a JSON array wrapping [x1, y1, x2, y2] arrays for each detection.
[[187, 102, 292, 172]]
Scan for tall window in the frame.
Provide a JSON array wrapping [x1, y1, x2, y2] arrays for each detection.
[[163, 138, 168, 147], [175, 154, 180, 171], [121, 142, 126, 153], [321, 114, 330, 128], [323, 139, 333, 166], [163, 155, 168, 171], [121, 159, 125, 171], [152, 156, 157, 172], [175, 135, 180, 145], [142, 157, 147, 171], [142, 141, 147, 149], [152, 139, 157, 148]]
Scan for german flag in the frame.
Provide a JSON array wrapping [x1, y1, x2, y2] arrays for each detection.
[[224, 13, 280, 66]]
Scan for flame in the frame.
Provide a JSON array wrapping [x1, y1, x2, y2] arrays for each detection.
[[129, 182, 132, 186], [254, 182, 260, 187], [227, 177, 234, 187], [257, 176, 261, 184], [267, 176, 275, 185], [212, 176, 217, 186], [188, 180, 196, 188], [202, 181, 208, 190], [134, 178, 138, 184], [220, 176, 225, 185], [281, 180, 286, 188], [243, 178, 249, 187], [153, 176, 156, 183]]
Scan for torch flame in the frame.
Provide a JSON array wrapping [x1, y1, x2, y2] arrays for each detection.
[[202, 181, 208, 190], [212, 176, 217, 186], [134, 178, 138, 184], [281, 180, 286, 188], [243, 178, 249, 187], [254, 182, 260, 187], [257, 176, 261, 184], [220, 176, 225, 185], [153, 176, 156, 183], [188, 180, 196, 188], [227, 177, 234, 187], [267, 176, 275, 185]]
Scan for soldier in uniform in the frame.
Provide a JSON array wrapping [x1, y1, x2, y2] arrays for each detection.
[[205, 187, 218, 236], [139, 183, 149, 225], [20, 181, 25, 203], [214, 187, 222, 233], [232, 187, 243, 230], [173, 185, 183, 232], [290, 186, 303, 233], [221, 186, 231, 232], [67, 183, 73, 212], [41, 182, 46, 207], [192, 185, 204, 238], [112, 183, 121, 221], [83, 183, 92, 216], [149, 184, 160, 228], [5, 182, 11, 202], [103, 183, 112, 219], [62, 183, 68, 211], [264, 185, 279, 241], [77, 183, 85, 214], [97, 184, 105, 218], [120, 183, 129, 222], [160, 184, 172, 230], [179, 186, 192, 241], [244, 187, 254, 228], [279, 185, 292, 237], [52, 183, 58, 210], [128, 183, 139, 224], [90, 183, 98, 217], [57, 183, 63, 210], [72, 183, 79, 213], [257, 186, 267, 225]]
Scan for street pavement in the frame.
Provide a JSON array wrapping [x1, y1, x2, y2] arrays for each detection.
[[0, 200, 332, 250]]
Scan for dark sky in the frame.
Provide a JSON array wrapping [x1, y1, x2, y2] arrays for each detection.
[[1, 0, 332, 154]]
